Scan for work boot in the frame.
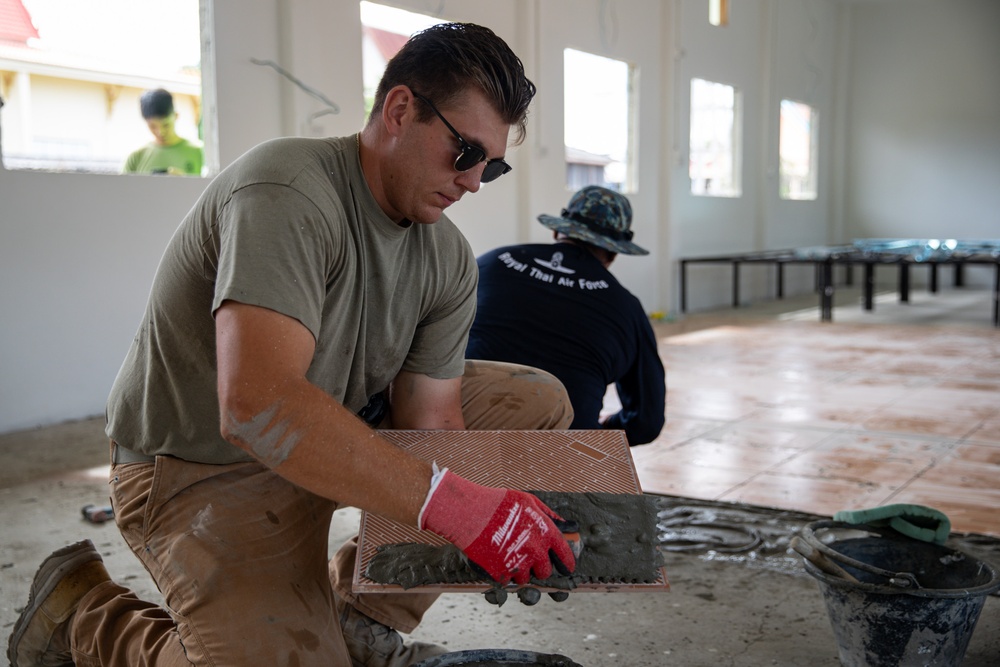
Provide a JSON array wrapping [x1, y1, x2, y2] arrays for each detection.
[[7, 539, 110, 667], [334, 593, 448, 667]]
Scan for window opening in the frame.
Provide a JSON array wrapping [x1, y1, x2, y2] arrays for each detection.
[[779, 99, 818, 200], [359, 2, 444, 119], [1, 0, 204, 175], [563, 48, 636, 193], [709, 0, 730, 27], [689, 77, 741, 197]]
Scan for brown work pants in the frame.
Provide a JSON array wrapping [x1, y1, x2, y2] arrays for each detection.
[[68, 361, 572, 666]]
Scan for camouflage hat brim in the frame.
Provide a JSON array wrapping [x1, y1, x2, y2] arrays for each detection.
[[537, 214, 649, 256]]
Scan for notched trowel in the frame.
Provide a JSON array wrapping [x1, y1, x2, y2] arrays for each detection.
[[364, 491, 665, 592]]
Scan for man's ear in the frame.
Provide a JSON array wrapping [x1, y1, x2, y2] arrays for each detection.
[[381, 85, 415, 138]]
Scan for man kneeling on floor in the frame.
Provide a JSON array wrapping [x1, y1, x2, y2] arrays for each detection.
[[8, 22, 575, 667], [467, 186, 666, 447]]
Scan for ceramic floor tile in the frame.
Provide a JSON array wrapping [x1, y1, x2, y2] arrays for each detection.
[[663, 366, 761, 385], [768, 367, 852, 384], [731, 375, 901, 407], [716, 472, 890, 517], [636, 417, 725, 449], [665, 438, 801, 474], [871, 357, 973, 377], [933, 378, 1000, 393], [963, 416, 1000, 445], [861, 409, 982, 439], [769, 432, 951, 488], [627, 445, 662, 470], [631, 301, 1000, 537], [830, 372, 931, 390], [635, 458, 754, 500], [781, 384, 908, 409], [946, 443, 1000, 465], [665, 392, 760, 421], [687, 376, 806, 404], [745, 403, 876, 430], [908, 456, 1000, 490], [949, 362, 1000, 383], [700, 423, 834, 451], [885, 386, 1000, 419]]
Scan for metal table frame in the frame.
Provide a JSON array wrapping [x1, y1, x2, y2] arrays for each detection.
[[679, 241, 1000, 326]]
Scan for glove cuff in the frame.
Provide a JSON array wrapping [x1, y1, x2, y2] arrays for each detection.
[[419, 468, 504, 549], [417, 462, 447, 529]]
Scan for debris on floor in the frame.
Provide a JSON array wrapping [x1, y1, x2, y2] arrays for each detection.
[[81, 504, 114, 524]]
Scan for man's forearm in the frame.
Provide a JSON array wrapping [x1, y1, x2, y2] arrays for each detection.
[[221, 377, 432, 526]]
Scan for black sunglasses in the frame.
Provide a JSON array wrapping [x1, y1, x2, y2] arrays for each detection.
[[411, 91, 512, 184]]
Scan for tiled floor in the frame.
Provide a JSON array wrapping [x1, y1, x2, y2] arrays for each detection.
[[623, 286, 1000, 537], [2, 284, 999, 666]]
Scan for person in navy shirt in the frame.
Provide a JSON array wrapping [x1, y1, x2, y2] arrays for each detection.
[[468, 185, 666, 446]]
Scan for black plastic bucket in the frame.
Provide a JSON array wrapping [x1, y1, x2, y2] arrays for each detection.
[[800, 520, 1000, 667], [411, 649, 583, 667]]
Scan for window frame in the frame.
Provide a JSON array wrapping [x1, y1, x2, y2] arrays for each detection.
[[563, 47, 638, 194], [688, 76, 743, 198], [778, 98, 819, 201], [0, 0, 209, 176]]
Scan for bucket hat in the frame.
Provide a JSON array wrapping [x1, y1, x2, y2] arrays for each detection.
[[537, 185, 648, 256]]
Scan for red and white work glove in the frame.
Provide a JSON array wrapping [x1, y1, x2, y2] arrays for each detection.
[[419, 466, 577, 585]]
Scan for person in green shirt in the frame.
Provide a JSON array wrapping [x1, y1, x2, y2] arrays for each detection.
[[122, 88, 203, 176]]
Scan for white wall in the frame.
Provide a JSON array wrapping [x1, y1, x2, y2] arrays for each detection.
[[1, 0, 997, 434], [522, 0, 667, 317], [672, 0, 845, 311], [0, 0, 295, 433], [844, 0, 1000, 288]]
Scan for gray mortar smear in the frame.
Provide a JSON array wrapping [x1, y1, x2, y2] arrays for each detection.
[[411, 649, 583, 667], [365, 491, 664, 590], [227, 405, 301, 467], [654, 495, 1000, 577]]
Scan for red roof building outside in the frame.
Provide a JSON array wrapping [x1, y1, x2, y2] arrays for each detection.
[[363, 25, 409, 63], [0, 0, 39, 44]]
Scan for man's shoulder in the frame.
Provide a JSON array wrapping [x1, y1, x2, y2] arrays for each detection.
[[245, 135, 351, 159], [225, 136, 355, 189]]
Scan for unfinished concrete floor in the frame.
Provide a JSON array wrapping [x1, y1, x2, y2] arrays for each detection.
[[2, 286, 1000, 665]]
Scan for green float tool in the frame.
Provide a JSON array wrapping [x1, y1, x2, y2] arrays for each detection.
[[833, 503, 951, 545]]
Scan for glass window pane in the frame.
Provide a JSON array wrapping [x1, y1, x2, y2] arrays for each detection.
[[689, 77, 741, 197], [779, 99, 818, 200], [1, 0, 204, 175], [564, 48, 636, 193]]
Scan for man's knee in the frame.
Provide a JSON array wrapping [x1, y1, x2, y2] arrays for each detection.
[[462, 360, 574, 430]]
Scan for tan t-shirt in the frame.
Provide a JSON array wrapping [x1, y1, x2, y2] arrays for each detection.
[[106, 135, 477, 464]]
